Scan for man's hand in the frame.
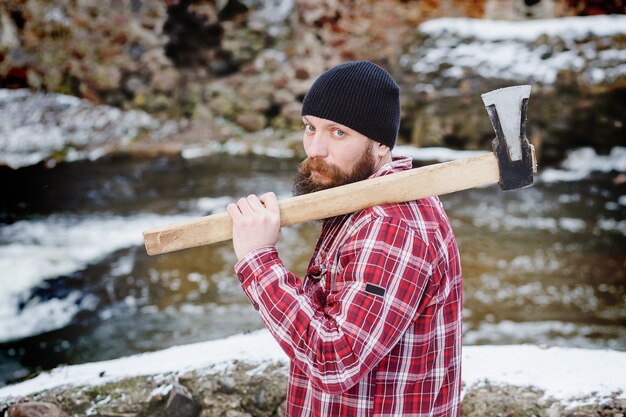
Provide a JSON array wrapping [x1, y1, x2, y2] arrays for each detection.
[[227, 192, 281, 261]]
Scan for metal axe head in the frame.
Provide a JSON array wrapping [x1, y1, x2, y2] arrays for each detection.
[[481, 85, 535, 191]]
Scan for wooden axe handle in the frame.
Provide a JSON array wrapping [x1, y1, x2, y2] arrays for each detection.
[[143, 152, 500, 255]]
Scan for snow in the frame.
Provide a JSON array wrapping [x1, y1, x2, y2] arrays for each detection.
[[0, 329, 624, 403], [403, 15, 626, 86], [0, 89, 179, 169], [462, 344, 626, 401], [419, 15, 626, 41], [540, 147, 626, 183], [0, 330, 285, 399]]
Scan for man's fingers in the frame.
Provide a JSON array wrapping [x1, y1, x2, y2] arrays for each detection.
[[237, 197, 253, 214], [226, 203, 242, 220], [231, 193, 279, 218], [246, 194, 265, 211], [259, 192, 279, 214]]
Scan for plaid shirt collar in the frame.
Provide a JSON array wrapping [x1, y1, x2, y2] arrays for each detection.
[[369, 155, 413, 178]]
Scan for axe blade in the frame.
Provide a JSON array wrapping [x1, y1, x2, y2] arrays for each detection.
[[481, 85, 535, 191]]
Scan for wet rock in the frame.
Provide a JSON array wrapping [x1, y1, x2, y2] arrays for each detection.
[[165, 384, 201, 417], [8, 402, 68, 417]]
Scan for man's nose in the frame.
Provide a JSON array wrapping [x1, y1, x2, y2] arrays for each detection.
[[306, 133, 329, 158]]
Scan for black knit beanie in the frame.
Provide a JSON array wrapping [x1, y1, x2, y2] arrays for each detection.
[[301, 61, 400, 149]]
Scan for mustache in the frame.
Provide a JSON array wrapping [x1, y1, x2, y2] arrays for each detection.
[[292, 148, 376, 197], [292, 157, 347, 196], [298, 157, 347, 181]]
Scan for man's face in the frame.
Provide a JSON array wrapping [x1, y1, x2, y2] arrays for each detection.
[[293, 115, 377, 196]]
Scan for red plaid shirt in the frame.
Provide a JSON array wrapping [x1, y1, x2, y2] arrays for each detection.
[[235, 157, 462, 417]]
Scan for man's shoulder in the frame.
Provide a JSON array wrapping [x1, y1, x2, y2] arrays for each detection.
[[349, 196, 452, 240], [364, 195, 446, 221]]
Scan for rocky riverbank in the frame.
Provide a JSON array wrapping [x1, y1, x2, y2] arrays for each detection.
[[1, 331, 625, 417], [4, 365, 626, 417]]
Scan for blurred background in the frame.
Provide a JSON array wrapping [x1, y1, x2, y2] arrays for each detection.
[[0, 0, 624, 388]]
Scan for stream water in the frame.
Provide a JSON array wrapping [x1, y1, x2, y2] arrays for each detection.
[[0, 151, 624, 388]]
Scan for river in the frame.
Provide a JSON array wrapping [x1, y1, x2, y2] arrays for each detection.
[[0, 149, 624, 388]]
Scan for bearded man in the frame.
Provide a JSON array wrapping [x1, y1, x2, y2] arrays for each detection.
[[227, 61, 463, 417]]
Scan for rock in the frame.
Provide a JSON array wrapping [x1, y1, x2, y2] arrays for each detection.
[[165, 384, 202, 417], [236, 112, 267, 132], [8, 402, 68, 417], [209, 94, 238, 118], [151, 67, 181, 93], [273, 89, 294, 106], [179, 372, 195, 384], [0, 7, 20, 49], [461, 384, 551, 417], [271, 75, 290, 89], [249, 97, 272, 112], [218, 374, 237, 394], [143, 93, 172, 113], [294, 67, 310, 80], [280, 101, 303, 130], [125, 75, 147, 94]]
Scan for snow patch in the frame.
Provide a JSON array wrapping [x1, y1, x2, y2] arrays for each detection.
[[0, 89, 179, 169], [403, 15, 626, 86], [540, 147, 626, 183]]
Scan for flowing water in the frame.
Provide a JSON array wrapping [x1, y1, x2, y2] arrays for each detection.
[[0, 151, 624, 387]]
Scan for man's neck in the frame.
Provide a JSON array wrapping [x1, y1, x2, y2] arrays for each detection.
[[373, 153, 393, 173]]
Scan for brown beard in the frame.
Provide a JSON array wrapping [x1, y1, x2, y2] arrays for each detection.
[[292, 146, 376, 196]]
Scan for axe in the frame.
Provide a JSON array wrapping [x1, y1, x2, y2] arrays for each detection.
[[143, 85, 536, 256]]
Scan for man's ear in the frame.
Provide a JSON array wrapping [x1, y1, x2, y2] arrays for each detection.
[[373, 141, 391, 158]]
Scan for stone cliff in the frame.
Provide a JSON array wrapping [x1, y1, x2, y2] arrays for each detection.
[[0, 0, 624, 164]]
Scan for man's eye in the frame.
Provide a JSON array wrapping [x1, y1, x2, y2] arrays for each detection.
[[303, 124, 315, 135], [332, 128, 345, 138]]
